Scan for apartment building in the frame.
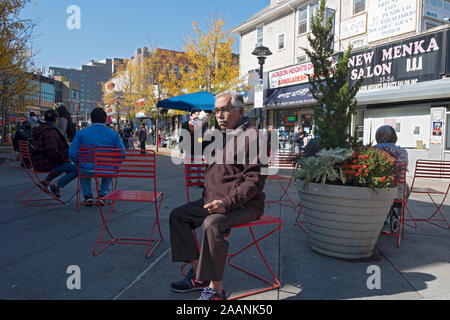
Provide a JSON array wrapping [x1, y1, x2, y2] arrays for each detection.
[[49, 58, 123, 118], [233, 0, 450, 164]]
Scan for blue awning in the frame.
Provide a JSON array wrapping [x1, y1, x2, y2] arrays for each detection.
[[157, 91, 215, 112], [264, 83, 316, 108]]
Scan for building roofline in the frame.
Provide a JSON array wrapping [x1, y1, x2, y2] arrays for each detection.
[[232, 0, 304, 34]]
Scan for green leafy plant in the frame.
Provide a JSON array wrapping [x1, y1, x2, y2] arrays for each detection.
[[295, 148, 353, 185], [296, 147, 397, 191]]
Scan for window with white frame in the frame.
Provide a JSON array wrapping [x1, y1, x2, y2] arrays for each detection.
[[298, 6, 308, 34], [310, 2, 319, 24], [257, 26, 264, 46], [353, 0, 366, 15], [298, 2, 319, 35], [278, 34, 285, 50]]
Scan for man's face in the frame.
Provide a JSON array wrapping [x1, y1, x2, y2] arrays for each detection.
[[214, 94, 243, 132]]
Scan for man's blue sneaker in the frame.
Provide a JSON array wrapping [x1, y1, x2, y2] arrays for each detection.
[[171, 268, 210, 293], [198, 287, 227, 300]]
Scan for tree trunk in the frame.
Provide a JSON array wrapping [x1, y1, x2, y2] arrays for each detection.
[[1, 97, 9, 144]]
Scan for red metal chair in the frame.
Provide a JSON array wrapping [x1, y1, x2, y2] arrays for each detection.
[[405, 159, 450, 229], [182, 160, 282, 300], [92, 150, 163, 259], [381, 162, 409, 247], [15, 141, 66, 207], [265, 150, 299, 209], [76, 145, 120, 212]]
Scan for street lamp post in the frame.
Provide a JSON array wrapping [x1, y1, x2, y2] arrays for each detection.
[[252, 45, 272, 129]]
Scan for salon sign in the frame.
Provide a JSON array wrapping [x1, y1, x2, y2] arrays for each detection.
[[348, 31, 444, 91]]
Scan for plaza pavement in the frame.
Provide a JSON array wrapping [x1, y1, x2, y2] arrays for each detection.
[[0, 147, 449, 300]]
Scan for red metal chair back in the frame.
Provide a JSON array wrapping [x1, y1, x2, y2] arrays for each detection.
[[94, 149, 158, 195], [382, 162, 409, 247], [184, 158, 206, 203], [18, 141, 34, 171], [412, 159, 450, 181]]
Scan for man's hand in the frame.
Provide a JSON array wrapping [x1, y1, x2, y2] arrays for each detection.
[[204, 200, 226, 214]]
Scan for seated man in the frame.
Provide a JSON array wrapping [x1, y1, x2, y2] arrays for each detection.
[[169, 92, 266, 300], [69, 108, 125, 206], [31, 110, 78, 198]]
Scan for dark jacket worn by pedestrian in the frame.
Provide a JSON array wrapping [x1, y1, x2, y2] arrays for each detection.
[[31, 123, 69, 172], [203, 117, 266, 213], [13, 121, 33, 152]]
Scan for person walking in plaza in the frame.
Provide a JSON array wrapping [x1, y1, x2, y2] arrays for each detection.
[[31, 110, 78, 198], [169, 92, 266, 300], [122, 124, 133, 149], [157, 129, 162, 149], [13, 120, 33, 167], [56, 104, 76, 142], [138, 123, 147, 154], [374, 125, 409, 234], [69, 108, 125, 206]]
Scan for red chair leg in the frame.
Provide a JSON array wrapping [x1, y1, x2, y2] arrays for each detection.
[[295, 203, 308, 232], [227, 222, 282, 300]]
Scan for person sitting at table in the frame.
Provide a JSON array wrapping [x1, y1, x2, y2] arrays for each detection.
[[374, 125, 409, 234], [69, 108, 125, 206]]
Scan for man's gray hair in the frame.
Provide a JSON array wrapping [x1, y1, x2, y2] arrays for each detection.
[[216, 91, 244, 108]]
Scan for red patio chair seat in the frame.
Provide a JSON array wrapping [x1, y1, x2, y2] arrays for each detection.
[[103, 190, 163, 202]]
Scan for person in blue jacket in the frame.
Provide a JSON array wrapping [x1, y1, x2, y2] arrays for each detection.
[[69, 108, 125, 206]]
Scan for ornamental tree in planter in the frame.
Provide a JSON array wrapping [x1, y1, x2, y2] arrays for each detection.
[[295, 0, 398, 259]]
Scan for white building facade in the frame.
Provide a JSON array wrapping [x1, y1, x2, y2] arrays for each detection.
[[233, 0, 450, 169]]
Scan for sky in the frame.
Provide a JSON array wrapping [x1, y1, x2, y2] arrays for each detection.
[[22, 0, 270, 71]]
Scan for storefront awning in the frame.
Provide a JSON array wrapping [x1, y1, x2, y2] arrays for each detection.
[[356, 78, 450, 106], [264, 83, 316, 108]]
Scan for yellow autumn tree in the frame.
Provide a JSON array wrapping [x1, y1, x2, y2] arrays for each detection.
[[0, 0, 36, 143], [182, 17, 241, 95]]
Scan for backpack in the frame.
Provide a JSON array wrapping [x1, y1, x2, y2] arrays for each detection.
[[66, 120, 77, 141]]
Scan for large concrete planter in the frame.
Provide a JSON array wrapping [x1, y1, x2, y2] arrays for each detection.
[[296, 180, 398, 259]]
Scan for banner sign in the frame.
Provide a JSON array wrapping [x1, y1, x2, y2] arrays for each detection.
[[269, 62, 314, 89], [367, 0, 417, 43], [268, 54, 339, 90], [348, 31, 444, 92], [424, 0, 450, 23], [264, 83, 315, 108]]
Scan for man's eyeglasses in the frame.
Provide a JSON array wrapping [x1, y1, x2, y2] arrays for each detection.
[[213, 106, 238, 115]]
